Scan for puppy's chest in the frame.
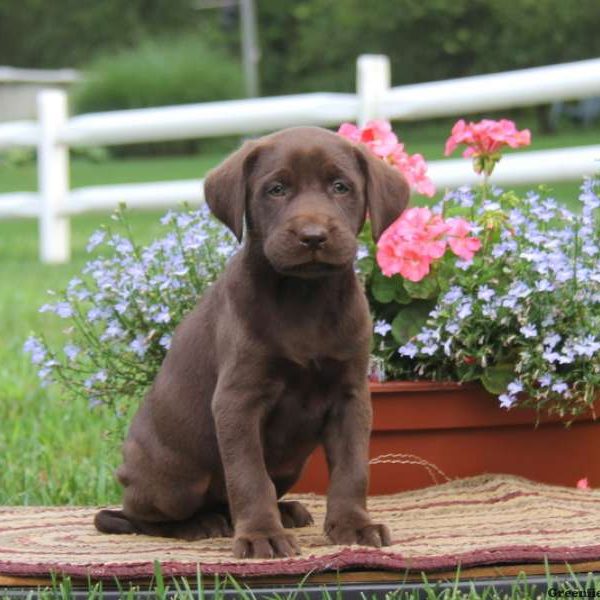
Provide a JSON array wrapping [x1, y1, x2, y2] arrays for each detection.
[[275, 314, 360, 363], [261, 364, 339, 459], [265, 356, 346, 420], [260, 291, 366, 361]]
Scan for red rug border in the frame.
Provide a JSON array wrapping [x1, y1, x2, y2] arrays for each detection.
[[2, 543, 600, 580]]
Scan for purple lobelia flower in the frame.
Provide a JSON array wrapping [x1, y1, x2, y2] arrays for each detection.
[[26, 204, 237, 415]]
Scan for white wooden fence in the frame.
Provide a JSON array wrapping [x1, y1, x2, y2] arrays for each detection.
[[1, 55, 600, 263]]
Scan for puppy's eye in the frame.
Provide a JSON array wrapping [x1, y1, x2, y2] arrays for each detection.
[[267, 182, 287, 197], [332, 180, 350, 195]]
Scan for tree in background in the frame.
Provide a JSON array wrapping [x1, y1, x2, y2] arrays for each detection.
[[2, 0, 599, 140], [2, 0, 599, 96], [0, 0, 204, 68], [256, 0, 600, 95]]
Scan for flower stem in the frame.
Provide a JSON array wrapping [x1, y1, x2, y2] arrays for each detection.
[[482, 172, 489, 203]]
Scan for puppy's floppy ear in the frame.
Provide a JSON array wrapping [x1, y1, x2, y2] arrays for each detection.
[[354, 144, 410, 241], [203, 140, 261, 242]]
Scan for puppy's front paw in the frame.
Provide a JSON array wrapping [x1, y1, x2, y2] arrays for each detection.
[[325, 518, 391, 548], [233, 528, 301, 558]]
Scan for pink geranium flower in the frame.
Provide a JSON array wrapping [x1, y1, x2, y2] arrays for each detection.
[[377, 239, 432, 281], [444, 119, 531, 176], [445, 119, 531, 157], [577, 477, 591, 490], [388, 147, 436, 197], [376, 207, 481, 282], [337, 120, 436, 197], [337, 122, 362, 144], [338, 120, 398, 158], [390, 207, 448, 258], [446, 218, 482, 261]]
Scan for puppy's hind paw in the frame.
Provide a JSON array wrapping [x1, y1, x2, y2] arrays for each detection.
[[278, 500, 314, 529], [178, 511, 233, 540]]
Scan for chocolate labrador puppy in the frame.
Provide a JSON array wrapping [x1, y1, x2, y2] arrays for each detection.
[[95, 126, 409, 558]]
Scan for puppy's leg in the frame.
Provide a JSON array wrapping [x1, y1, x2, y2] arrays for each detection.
[[212, 375, 300, 559], [322, 380, 391, 548]]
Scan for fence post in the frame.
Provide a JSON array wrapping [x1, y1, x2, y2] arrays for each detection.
[[356, 54, 391, 126], [37, 89, 70, 263]]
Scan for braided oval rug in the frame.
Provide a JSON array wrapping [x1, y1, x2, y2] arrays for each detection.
[[2, 474, 600, 580]]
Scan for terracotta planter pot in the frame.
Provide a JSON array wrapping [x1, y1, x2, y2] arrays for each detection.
[[292, 381, 600, 495]]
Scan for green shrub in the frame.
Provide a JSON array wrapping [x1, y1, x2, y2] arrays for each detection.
[[74, 33, 243, 112], [72, 33, 244, 156], [0, 0, 202, 69]]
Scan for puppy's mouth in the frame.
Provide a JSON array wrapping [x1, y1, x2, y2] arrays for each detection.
[[278, 260, 345, 278]]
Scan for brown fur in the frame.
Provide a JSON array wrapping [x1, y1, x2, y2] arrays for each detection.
[[94, 126, 409, 558]]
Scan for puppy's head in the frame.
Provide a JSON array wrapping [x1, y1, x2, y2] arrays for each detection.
[[204, 126, 409, 278]]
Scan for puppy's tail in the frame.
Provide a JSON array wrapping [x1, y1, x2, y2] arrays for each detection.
[[94, 509, 138, 535]]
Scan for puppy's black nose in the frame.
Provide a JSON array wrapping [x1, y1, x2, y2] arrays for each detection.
[[298, 225, 328, 250]]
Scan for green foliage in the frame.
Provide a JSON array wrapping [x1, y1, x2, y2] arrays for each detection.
[[403, 275, 439, 300], [255, 0, 600, 95], [0, 212, 167, 506], [0, 0, 203, 69], [4, 0, 599, 101], [30, 565, 600, 599], [391, 302, 435, 345], [371, 270, 411, 304], [0, 153, 227, 194], [73, 33, 243, 114], [481, 364, 516, 395]]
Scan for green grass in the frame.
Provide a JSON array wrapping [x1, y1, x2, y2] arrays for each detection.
[[0, 152, 226, 193], [5, 561, 600, 599]]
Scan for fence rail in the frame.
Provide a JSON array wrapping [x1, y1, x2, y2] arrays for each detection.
[[1, 54, 600, 262], [0, 121, 39, 148], [381, 58, 600, 120]]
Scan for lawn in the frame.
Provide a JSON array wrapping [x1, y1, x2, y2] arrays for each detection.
[[0, 153, 226, 193]]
